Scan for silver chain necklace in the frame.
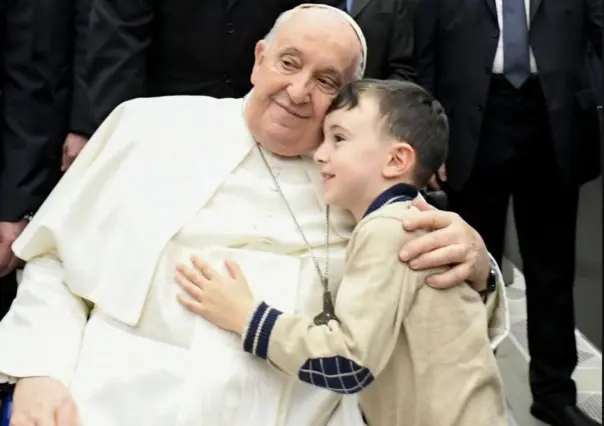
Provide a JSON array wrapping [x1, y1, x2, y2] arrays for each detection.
[[255, 142, 338, 325]]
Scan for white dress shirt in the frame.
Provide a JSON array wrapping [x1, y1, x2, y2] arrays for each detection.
[[492, 0, 538, 74]]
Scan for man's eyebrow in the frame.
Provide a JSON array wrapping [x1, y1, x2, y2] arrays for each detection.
[[279, 46, 303, 56], [323, 67, 342, 78]]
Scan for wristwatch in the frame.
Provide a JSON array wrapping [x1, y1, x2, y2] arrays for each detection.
[[478, 267, 497, 304]]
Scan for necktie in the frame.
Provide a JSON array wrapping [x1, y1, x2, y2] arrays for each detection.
[[502, 0, 531, 88], [346, 0, 352, 13]]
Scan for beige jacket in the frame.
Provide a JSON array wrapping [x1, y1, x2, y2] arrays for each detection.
[[243, 202, 508, 426]]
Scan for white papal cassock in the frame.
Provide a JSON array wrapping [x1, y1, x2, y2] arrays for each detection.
[[0, 96, 509, 426]]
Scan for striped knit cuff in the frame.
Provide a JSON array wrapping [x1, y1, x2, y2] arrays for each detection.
[[242, 301, 283, 360]]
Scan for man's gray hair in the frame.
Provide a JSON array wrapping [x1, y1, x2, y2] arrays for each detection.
[[263, 5, 367, 79]]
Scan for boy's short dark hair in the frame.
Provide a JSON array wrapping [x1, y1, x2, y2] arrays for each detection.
[[327, 79, 449, 186]]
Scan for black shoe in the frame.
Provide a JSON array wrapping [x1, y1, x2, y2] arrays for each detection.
[[531, 402, 601, 426]]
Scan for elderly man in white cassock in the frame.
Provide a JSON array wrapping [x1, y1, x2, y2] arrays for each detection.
[[0, 4, 508, 426]]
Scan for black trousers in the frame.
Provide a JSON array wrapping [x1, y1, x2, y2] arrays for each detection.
[[448, 75, 579, 407], [0, 270, 17, 320]]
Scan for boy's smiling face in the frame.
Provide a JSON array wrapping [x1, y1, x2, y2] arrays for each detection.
[[314, 95, 416, 218]]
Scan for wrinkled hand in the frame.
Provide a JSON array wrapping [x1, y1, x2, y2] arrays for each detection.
[[61, 133, 88, 172], [176, 257, 255, 335], [0, 220, 28, 278], [399, 199, 490, 289], [10, 377, 81, 426], [428, 164, 447, 190]]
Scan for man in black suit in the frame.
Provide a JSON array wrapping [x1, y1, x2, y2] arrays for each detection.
[[0, 0, 91, 319], [415, 0, 601, 425], [344, 0, 454, 210], [85, 0, 339, 136], [343, 0, 415, 81]]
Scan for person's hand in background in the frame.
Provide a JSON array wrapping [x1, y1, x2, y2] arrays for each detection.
[[61, 133, 88, 172], [428, 164, 447, 190]]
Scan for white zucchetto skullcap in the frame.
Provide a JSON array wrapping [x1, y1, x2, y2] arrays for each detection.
[[294, 3, 367, 78]]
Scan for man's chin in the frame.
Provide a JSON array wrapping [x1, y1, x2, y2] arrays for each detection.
[[259, 131, 317, 157], [263, 142, 308, 157]]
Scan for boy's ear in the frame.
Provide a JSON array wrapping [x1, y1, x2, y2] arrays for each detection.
[[383, 142, 415, 179]]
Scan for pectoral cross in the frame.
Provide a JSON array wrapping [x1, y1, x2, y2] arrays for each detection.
[[313, 279, 339, 326]]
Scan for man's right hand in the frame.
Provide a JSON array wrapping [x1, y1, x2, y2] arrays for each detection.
[[10, 377, 81, 426]]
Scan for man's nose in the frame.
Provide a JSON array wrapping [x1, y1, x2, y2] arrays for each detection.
[[286, 74, 312, 104]]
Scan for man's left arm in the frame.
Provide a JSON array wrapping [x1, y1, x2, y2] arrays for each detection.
[[385, 0, 416, 82], [62, 0, 93, 171], [585, 0, 602, 58], [399, 200, 509, 348]]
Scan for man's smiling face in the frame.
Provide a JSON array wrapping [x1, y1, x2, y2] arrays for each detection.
[[246, 6, 363, 157]]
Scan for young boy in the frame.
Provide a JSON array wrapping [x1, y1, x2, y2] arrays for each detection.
[[175, 80, 508, 426]]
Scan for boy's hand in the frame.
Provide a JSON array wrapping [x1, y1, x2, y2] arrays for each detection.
[[176, 257, 255, 335]]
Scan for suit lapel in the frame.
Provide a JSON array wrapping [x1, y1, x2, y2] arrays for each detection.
[[484, 0, 497, 20], [350, 0, 372, 18], [225, 0, 239, 13], [530, 0, 543, 22]]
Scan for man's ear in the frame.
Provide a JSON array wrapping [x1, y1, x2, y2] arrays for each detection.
[[383, 142, 415, 179], [250, 41, 267, 86]]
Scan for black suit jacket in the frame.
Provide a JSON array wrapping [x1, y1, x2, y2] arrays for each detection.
[[0, 0, 92, 222], [350, 0, 416, 80], [86, 0, 339, 134], [415, 0, 602, 189]]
